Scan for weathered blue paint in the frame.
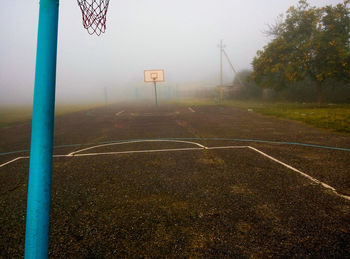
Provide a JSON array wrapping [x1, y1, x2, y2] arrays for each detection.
[[25, 0, 59, 258]]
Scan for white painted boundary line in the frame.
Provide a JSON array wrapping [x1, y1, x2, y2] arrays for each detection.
[[74, 146, 247, 157], [74, 147, 204, 157], [68, 139, 207, 156], [1, 144, 349, 201], [0, 155, 68, 168], [208, 146, 249, 150], [115, 110, 124, 116], [0, 146, 245, 167], [188, 107, 195, 113], [53, 154, 71, 158], [0, 157, 26, 168], [248, 146, 350, 201]]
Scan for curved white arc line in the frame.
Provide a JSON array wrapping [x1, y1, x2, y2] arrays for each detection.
[[68, 139, 206, 156], [73, 147, 204, 157], [248, 146, 350, 201], [0, 145, 245, 167], [3, 145, 346, 201]]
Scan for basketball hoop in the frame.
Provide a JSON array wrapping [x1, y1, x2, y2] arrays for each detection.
[[77, 0, 110, 36], [144, 70, 165, 83], [151, 73, 158, 81], [144, 70, 165, 107]]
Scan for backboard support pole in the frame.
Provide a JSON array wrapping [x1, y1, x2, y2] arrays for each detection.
[[144, 70, 164, 107], [153, 81, 158, 107], [25, 0, 59, 258]]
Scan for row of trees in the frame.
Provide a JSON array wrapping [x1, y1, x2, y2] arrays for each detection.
[[247, 0, 350, 104]]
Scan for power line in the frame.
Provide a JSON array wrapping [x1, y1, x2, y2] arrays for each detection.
[[222, 48, 244, 86]]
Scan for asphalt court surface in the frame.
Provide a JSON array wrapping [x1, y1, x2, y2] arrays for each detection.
[[0, 103, 350, 257]]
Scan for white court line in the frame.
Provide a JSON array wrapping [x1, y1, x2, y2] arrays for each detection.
[[0, 157, 26, 168], [73, 146, 248, 157], [188, 107, 195, 113], [0, 155, 67, 168], [208, 146, 249, 150], [1, 145, 349, 201], [53, 154, 71, 158], [68, 139, 207, 156], [73, 147, 204, 157], [0, 146, 243, 167], [248, 146, 350, 201], [115, 110, 124, 116]]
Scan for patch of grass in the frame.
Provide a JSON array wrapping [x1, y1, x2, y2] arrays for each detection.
[[55, 103, 104, 117], [173, 99, 350, 133], [0, 106, 32, 127], [0, 103, 104, 128], [231, 101, 350, 134], [170, 98, 217, 107]]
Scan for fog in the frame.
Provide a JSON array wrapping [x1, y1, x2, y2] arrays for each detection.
[[0, 0, 344, 105]]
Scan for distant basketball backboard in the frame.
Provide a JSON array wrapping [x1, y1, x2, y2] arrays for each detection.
[[144, 70, 165, 82]]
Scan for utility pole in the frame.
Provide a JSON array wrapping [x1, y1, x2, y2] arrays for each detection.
[[218, 40, 226, 102], [220, 40, 223, 88]]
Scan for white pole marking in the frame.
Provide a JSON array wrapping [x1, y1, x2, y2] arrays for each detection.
[[115, 110, 124, 116], [248, 146, 350, 201], [188, 107, 195, 113]]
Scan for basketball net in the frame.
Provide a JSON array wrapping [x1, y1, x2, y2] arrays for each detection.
[[77, 0, 110, 36]]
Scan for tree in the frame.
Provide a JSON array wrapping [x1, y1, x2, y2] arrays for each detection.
[[232, 70, 262, 99], [251, 0, 350, 105]]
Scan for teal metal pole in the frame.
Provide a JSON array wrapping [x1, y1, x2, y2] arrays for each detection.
[[154, 81, 158, 107], [25, 0, 59, 258]]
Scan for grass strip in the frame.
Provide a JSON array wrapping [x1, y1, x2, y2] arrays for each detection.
[[0, 103, 104, 128], [173, 99, 350, 134]]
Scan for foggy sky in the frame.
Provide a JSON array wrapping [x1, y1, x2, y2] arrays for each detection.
[[0, 0, 345, 105]]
